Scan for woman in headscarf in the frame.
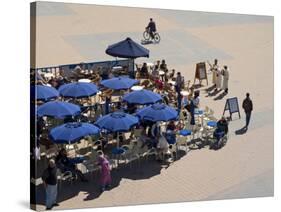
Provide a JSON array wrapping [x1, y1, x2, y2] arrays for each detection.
[[97, 151, 112, 192]]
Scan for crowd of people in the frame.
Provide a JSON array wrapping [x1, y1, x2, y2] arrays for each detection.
[[34, 57, 255, 210]]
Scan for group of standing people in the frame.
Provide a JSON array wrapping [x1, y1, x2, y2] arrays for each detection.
[[42, 149, 112, 210], [210, 59, 229, 94]]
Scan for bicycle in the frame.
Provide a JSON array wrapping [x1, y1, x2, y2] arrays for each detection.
[[143, 29, 161, 43]]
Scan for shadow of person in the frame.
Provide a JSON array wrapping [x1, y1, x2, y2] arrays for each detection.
[[214, 91, 227, 101], [205, 84, 216, 93], [207, 89, 221, 97], [235, 126, 248, 135], [191, 83, 203, 89]]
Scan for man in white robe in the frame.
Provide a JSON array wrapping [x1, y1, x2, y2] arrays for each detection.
[[222, 65, 229, 93], [215, 69, 222, 91], [211, 59, 219, 85]]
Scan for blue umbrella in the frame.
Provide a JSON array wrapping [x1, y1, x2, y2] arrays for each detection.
[[137, 103, 178, 122], [95, 112, 139, 132], [37, 101, 81, 119], [100, 77, 139, 90], [49, 122, 100, 144], [95, 112, 139, 147], [123, 89, 162, 105], [58, 82, 98, 98], [32, 85, 59, 101], [105, 37, 149, 58]]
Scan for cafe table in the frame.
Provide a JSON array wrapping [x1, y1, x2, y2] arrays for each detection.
[[131, 85, 144, 91], [78, 78, 91, 83], [180, 90, 189, 96]]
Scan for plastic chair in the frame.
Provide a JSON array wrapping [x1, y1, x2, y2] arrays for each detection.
[[121, 142, 141, 169], [142, 147, 158, 162], [176, 136, 188, 152], [57, 170, 73, 190]]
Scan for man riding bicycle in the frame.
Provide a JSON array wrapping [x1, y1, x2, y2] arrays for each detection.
[[146, 18, 157, 39]]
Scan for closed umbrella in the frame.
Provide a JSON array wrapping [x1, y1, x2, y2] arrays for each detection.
[[100, 77, 139, 90], [32, 85, 59, 101], [58, 82, 98, 98], [123, 89, 162, 105], [49, 122, 100, 144], [136, 103, 178, 122], [37, 101, 81, 119]]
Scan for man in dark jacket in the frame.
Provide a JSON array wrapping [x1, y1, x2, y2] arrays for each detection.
[[242, 93, 253, 129], [146, 18, 157, 39], [42, 159, 59, 210]]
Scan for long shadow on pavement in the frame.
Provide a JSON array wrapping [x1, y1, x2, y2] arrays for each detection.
[[214, 91, 227, 101], [35, 156, 166, 205], [235, 127, 248, 135]]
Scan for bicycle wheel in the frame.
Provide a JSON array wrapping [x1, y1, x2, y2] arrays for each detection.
[[143, 31, 150, 41], [154, 33, 161, 43]]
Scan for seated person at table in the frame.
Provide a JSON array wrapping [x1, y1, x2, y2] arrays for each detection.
[[139, 129, 157, 149], [55, 148, 88, 182], [150, 121, 162, 139], [57, 75, 68, 87], [168, 69, 175, 79], [184, 95, 192, 112], [127, 103, 137, 114], [165, 121, 176, 144], [166, 121, 176, 131], [211, 117, 228, 149], [165, 130, 176, 144], [151, 65, 159, 80], [140, 63, 149, 78], [48, 77, 59, 88], [156, 134, 170, 161], [182, 95, 189, 108], [162, 94, 170, 105], [193, 91, 200, 108], [101, 67, 110, 80], [154, 76, 163, 90], [91, 73, 101, 84], [72, 64, 85, 79]]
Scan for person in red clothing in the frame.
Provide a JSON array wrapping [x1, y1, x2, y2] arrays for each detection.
[[97, 151, 112, 192], [154, 76, 163, 90]]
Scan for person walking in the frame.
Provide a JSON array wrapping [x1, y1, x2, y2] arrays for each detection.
[[42, 159, 59, 210], [221, 65, 229, 94], [97, 151, 112, 192], [242, 93, 253, 129]]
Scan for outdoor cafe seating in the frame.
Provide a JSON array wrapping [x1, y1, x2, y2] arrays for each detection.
[[32, 54, 222, 188]]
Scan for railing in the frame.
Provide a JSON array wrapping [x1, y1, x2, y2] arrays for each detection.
[[31, 59, 135, 76]]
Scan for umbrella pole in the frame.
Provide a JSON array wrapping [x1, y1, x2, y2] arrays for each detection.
[[117, 132, 120, 166], [117, 132, 119, 148], [132, 59, 135, 79], [90, 97, 93, 119]]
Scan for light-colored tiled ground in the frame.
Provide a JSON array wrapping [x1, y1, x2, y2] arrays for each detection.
[[33, 2, 274, 211]]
